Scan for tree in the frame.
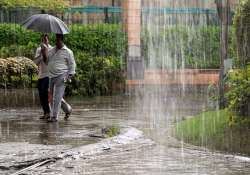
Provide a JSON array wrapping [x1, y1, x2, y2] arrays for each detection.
[[215, 0, 230, 109], [0, 0, 69, 12]]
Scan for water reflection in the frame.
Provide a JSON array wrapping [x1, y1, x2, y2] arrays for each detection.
[[0, 90, 250, 174], [38, 122, 59, 145]]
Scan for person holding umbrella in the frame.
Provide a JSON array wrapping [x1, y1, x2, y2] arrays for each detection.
[[23, 14, 76, 122], [33, 34, 52, 120], [42, 34, 76, 122]]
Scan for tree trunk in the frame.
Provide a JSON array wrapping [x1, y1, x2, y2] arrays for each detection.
[[215, 0, 230, 109]]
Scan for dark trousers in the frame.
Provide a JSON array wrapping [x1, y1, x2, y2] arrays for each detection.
[[38, 77, 50, 115]]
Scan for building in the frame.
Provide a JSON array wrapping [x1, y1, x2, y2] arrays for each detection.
[[64, 0, 122, 24]]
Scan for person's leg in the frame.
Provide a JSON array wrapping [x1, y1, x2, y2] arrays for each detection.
[[48, 77, 55, 120], [40, 77, 50, 118], [61, 98, 72, 120], [37, 78, 45, 118], [49, 74, 66, 121]]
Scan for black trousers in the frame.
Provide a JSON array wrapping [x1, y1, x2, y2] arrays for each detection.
[[37, 77, 50, 115]]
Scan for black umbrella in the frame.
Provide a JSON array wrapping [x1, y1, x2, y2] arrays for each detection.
[[22, 14, 70, 34]]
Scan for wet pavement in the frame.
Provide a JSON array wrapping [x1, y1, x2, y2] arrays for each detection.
[[0, 87, 250, 175]]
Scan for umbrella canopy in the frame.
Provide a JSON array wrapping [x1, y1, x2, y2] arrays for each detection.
[[22, 14, 70, 34]]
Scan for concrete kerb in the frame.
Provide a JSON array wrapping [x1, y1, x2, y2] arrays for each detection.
[[10, 127, 155, 175]]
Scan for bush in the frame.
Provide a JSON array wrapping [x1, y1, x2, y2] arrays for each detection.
[[65, 52, 125, 96], [142, 25, 234, 69], [0, 57, 38, 88], [0, 23, 41, 47], [0, 23, 126, 58], [0, 23, 126, 95], [65, 24, 127, 57], [0, 43, 37, 58], [224, 0, 250, 117], [225, 65, 250, 116]]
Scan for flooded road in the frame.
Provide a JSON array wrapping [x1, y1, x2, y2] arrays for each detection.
[[0, 88, 250, 174]]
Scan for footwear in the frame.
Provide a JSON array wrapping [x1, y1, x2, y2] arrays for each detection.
[[64, 112, 71, 120], [47, 117, 58, 123], [40, 114, 50, 120], [39, 115, 46, 120], [64, 109, 72, 120]]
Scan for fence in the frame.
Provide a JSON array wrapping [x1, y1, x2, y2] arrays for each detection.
[[0, 7, 43, 24], [0, 6, 234, 25]]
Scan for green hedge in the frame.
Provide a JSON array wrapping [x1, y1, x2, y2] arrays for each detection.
[[142, 26, 234, 69], [0, 24, 41, 47], [0, 23, 126, 58], [65, 24, 127, 57], [0, 24, 126, 96], [66, 52, 124, 96]]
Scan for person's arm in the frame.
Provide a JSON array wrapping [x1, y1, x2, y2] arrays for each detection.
[[33, 47, 42, 65], [67, 50, 76, 76], [41, 44, 49, 65]]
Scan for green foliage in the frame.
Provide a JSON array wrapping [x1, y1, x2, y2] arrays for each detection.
[[233, 0, 250, 65], [175, 109, 250, 155], [0, 23, 126, 95], [224, 0, 250, 117], [0, 43, 37, 58], [175, 110, 229, 146], [142, 26, 234, 69], [102, 125, 121, 138], [207, 83, 219, 101], [66, 52, 125, 96], [0, 23, 41, 47], [0, 0, 69, 12], [0, 24, 126, 58], [0, 57, 38, 88], [65, 24, 127, 57], [225, 64, 250, 116]]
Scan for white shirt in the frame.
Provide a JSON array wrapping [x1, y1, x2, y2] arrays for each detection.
[[34, 44, 52, 79], [47, 45, 76, 78]]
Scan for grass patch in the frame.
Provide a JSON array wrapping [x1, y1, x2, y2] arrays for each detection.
[[175, 110, 250, 155], [102, 125, 121, 138]]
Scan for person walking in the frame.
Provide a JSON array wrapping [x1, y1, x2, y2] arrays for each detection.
[[42, 34, 76, 122], [34, 34, 52, 120]]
